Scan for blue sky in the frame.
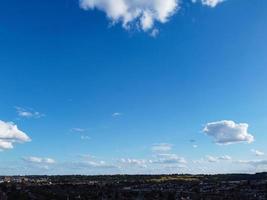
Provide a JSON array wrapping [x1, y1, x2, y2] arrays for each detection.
[[0, 0, 267, 175]]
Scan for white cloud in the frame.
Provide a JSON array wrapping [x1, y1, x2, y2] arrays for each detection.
[[18, 152, 191, 174], [112, 112, 123, 117], [192, 158, 205, 164], [119, 154, 187, 170], [71, 159, 118, 170], [75, 154, 118, 169], [83, 160, 116, 168], [203, 120, 254, 145], [206, 155, 218, 163], [150, 28, 159, 37], [151, 144, 187, 167], [79, 154, 96, 159], [237, 160, 267, 168], [79, 0, 179, 32], [192, 144, 198, 148], [71, 128, 90, 140], [81, 135, 91, 140], [251, 149, 265, 156], [0, 140, 13, 150], [119, 158, 148, 168], [152, 153, 187, 164], [23, 156, 56, 164], [201, 0, 225, 7], [0, 120, 31, 150], [79, 0, 226, 34], [15, 107, 44, 119], [218, 155, 232, 160], [206, 155, 231, 162], [151, 143, 172, 152], [71, 128, 86, 132]]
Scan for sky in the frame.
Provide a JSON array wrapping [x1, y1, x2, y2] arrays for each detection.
[[0, 0, 267, 175]]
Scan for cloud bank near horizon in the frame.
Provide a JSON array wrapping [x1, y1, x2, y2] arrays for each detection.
[[23, 156, 56, 165]]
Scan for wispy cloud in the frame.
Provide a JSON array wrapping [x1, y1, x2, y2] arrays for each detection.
[[206, 155, 218, 163], [81, 135, 91, 140], [150, 28, 159, 37], [203, 155, 232, 163], [237, 159, 267, 169], [119, 158, 148, 168], [74, 154, 118, 170], [251, 149, 265, 156], [218, 155, 232, 161], [151, 144, 187, 168], [112, 112, 123, 117], [71, 128, 87, 133], [15, 107, 45, 119], [199, 0, 225, 7], [81, 160, 117, 169], [60, 152, 189, 174], [152, 153, 187, 165], [151, 143, 172, 152], [23, 156, 56, 164], [0, 120, 31, 150], [22, 156, 56, 171], [71, 128, 90, 140]]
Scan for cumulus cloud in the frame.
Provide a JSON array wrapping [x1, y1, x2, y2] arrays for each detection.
[[0, 120, 31, 150], [203, 120, 254, 145], [79, 0, 179, 32], [23, 156, 56, 164], [251, 149, 265, 156], [151, 143, 172, 152], [79, 0, 226, 33], [15, 107, 44, 119]]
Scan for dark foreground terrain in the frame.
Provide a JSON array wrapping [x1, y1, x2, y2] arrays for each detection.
[[0, 173, 267, 200]]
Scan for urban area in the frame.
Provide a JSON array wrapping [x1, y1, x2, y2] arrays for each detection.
[[0, 173, 267, 199]]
